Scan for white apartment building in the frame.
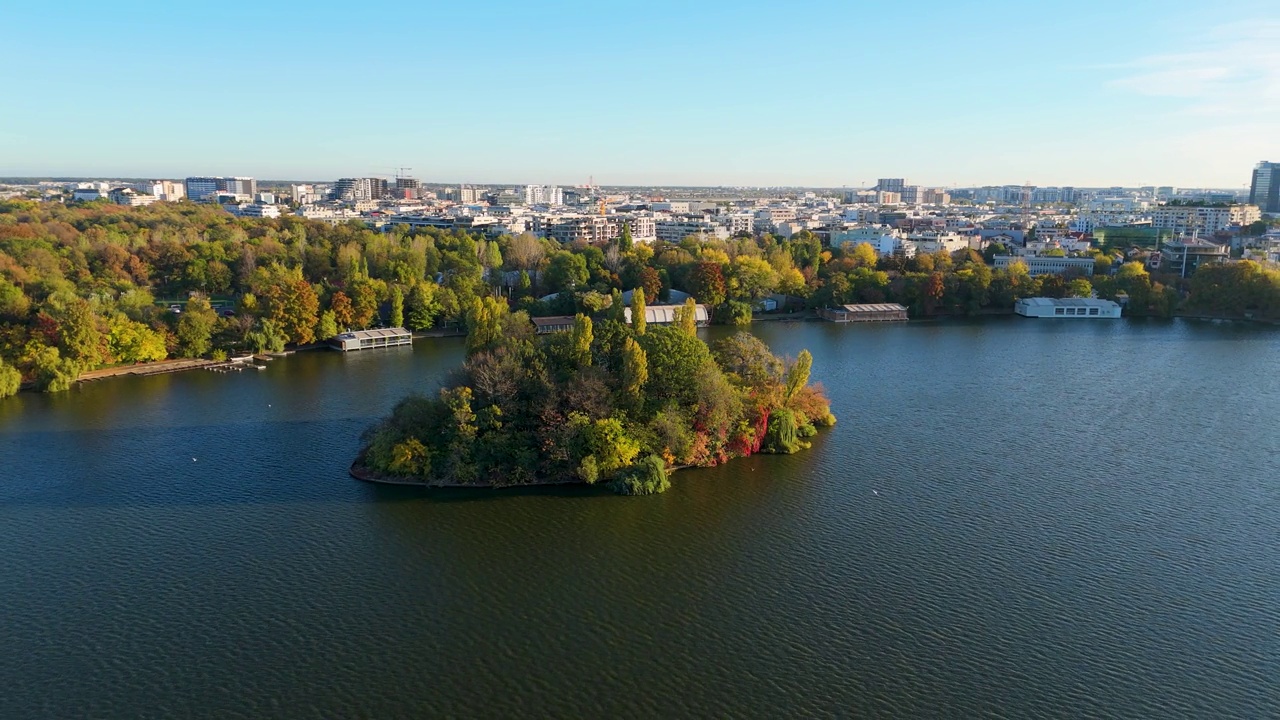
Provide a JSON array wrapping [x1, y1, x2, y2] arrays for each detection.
[[238, 203, 281, 219], [130, 180, 184, 201], [523, 185, 564, 206], [1150, 204, 1261, 235], [656, 217, 730, 243], [830, 226, 914, 257], [619, 215, 657, 243], [108, 187, 158, 206]]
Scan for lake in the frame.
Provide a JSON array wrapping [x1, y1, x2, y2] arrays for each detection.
[[2, 318, 1278, 718]]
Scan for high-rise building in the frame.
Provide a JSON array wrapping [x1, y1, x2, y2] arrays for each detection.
[[876, 178, 906, 193], [1249, 161, 1280, 213], [185, 177, 220, 202], [184, 176, 256, 202], [332, 177, 386, 202], [222, 177, 257, 196]]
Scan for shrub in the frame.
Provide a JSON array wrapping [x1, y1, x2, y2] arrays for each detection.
[[609, 455, 670, 496]]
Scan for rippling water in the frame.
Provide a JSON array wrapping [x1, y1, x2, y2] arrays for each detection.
[[2, 318, 1278, 718]]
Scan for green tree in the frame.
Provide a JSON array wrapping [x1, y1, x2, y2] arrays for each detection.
[[176, 295, 219, 357], [785, 349, 812, 400], [609, 455, 670, 495], [630, 288, 646, 335], [406, 281, 441, 330], [31, 345, 80, 392], [619, 222, 633, 253], [731, 255, 779, 301], [1067, 278, 1093, 298], [0, 358, 20, 398], [316, 309, 339, 340], [570, 314, 593, 368], [246, 318, 287, 354], [52, 297, 102, 367], [620, 336, 648, 401], [466, 296, 507, 355], [544, 251, 589, 294], [389, 285, 404, 328]]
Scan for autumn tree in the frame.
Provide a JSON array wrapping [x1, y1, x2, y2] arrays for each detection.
[[675, 297, 698, 337], [691, 261, 727, 307], [329, 290, 354, 330]]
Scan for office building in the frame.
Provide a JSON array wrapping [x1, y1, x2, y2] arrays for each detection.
[[876, 178, 906, 193], [1249, 161, 1280, 213], [185, 177, 220, 202], [185, 176, 257, 202]]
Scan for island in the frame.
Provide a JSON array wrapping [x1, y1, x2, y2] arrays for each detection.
[[353, 295, 835, 495]]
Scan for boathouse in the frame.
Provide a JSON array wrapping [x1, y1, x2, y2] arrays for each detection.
[[331, 327, 413, 351], [1014, 297, 1121, 318], [818, 303, 909, 323], [532, 316, 576, 334]]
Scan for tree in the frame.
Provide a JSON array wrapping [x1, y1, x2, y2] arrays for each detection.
[[620, 336, 648, 401], [389, 285, 404, 328], [31, 345, 80, 392], [0, 358, 20, 398], [107, 315, 168, 363], [330, 290, 354, 330], [466, 296, 507, 355], [674, 297, 699, 337], [690, 261, 727, 307], [406, 281, 441, 330], [785, 350, 812, 400], [176, 295, 218, 357], [630, 288, 646, 335], [731, 255, 779, 301], [638, 266, 662, 303], [619, 222, 633, 253], [544, 250, 589, 294], [850, 242, 878, 268], [714, 332, 783, 389], [1067, 278, 1093, 298], [349, 280, 378, 330], [246, 319, 287, 354], [52, 297, 102, 366], [316, 309, 339, 340], [609, 455, 670, 495], [570, 314, 593, 368]]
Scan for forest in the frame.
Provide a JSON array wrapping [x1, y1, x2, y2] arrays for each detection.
[[355, 295, 835, 494], [1, 198, 1277, 399]]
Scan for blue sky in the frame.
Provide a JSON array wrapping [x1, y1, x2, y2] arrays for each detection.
[[2, 0, 1277, 187]]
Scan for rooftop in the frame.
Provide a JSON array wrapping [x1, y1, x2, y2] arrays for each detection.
[[1017, 297, 1119, 308], [336, 327, 411, 340]]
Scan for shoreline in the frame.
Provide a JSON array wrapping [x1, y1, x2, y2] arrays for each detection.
[[13, 311, 1275, 395]]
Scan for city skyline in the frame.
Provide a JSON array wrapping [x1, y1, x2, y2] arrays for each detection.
[[3, 1, 1278, 187]]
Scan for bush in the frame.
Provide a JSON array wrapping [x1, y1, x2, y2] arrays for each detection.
[[715, 300, 753, 327], [0, 360, 20, 398], [761, 408, 807, 454], [609, 455, 670, 496]]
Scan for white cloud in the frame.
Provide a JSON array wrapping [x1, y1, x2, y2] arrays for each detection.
[[1109, 20, 1280, 116]]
